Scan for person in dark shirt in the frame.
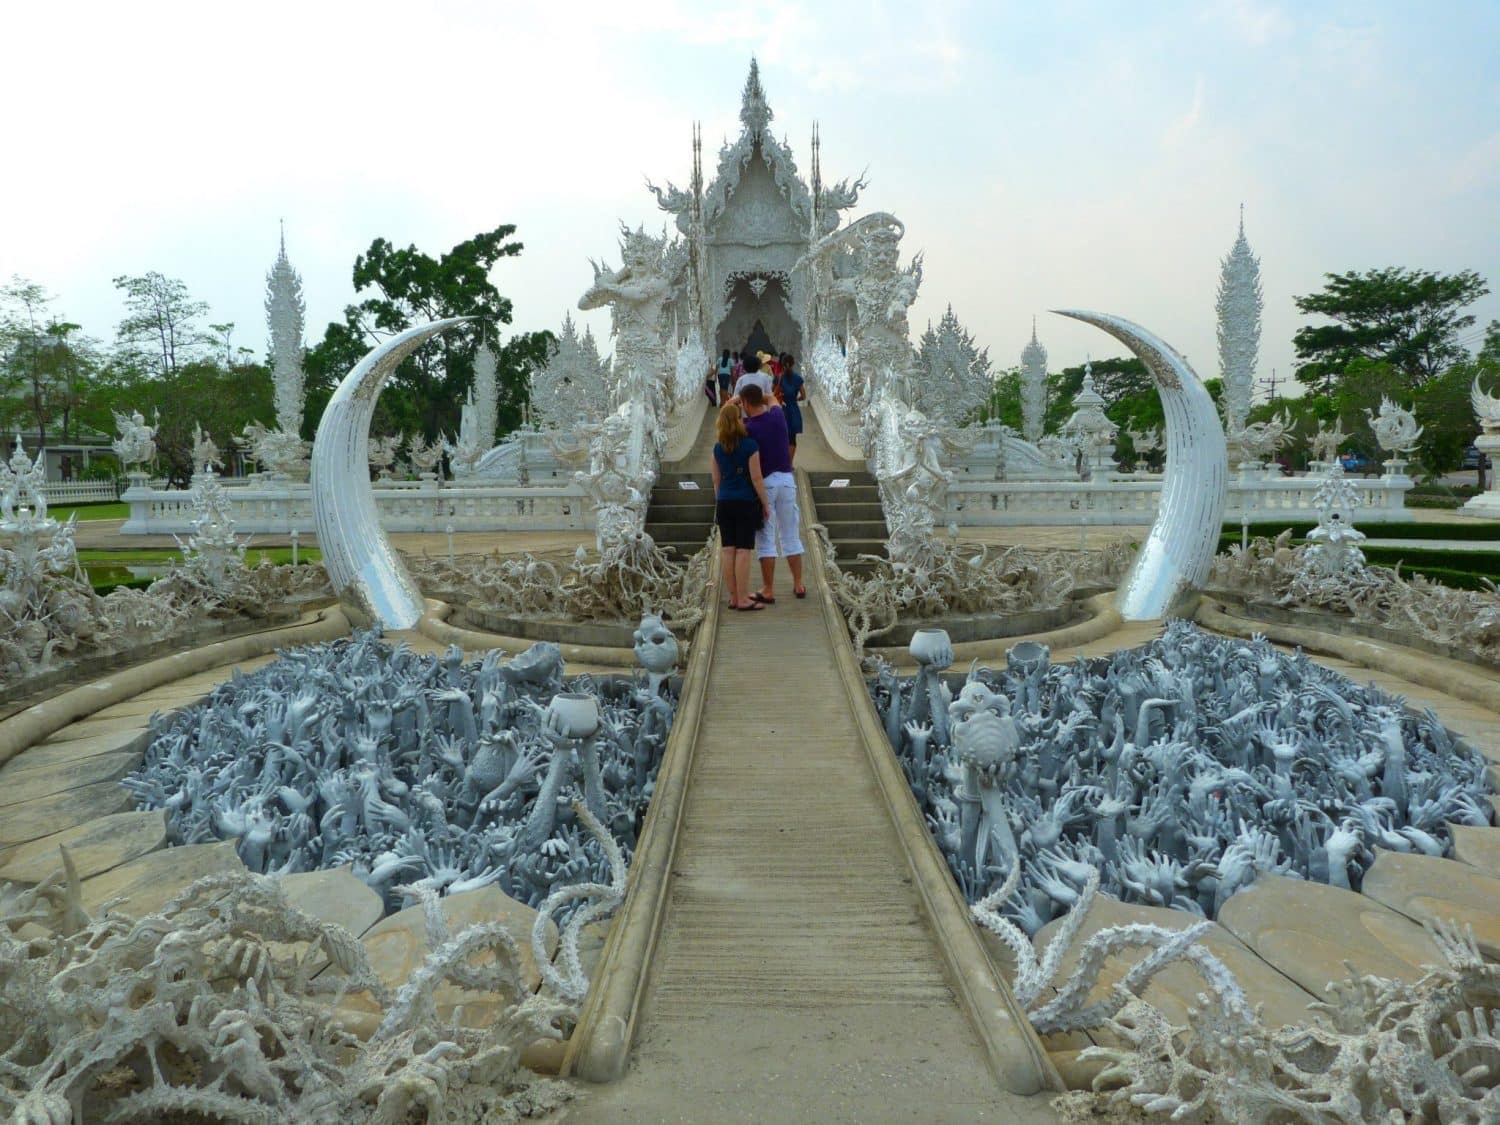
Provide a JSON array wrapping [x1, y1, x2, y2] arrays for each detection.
[[710, 401, 770, 611], [717, 349, 733, 402], [779, 353, 806, 464], [737, 362, 806, 601]]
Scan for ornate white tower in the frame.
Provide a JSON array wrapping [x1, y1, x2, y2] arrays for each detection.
[[265, 226, 307, 438], [1020, 319, 1048, 443], [1216, 206, 1262, 440]]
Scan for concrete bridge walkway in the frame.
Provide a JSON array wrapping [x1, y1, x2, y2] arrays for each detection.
[[574, 409, 1056, 1121]]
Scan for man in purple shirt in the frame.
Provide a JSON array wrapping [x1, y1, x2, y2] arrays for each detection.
[[737, 361, 805, 601]]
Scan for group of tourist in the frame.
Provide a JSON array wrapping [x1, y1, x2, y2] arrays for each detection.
[[708, 349, 806, 421], [710, 353, 806, 612]]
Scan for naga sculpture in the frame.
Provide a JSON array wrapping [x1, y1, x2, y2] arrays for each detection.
[[1366, 394, 1423, 456]]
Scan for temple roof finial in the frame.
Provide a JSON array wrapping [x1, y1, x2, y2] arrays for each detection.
[[740, 57, 772, 139]]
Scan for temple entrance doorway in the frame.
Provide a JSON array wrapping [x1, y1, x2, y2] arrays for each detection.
[[742, 320, 774, 360], [717, 274, 799, 361]]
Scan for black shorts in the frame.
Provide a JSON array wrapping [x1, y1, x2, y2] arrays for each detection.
[[716, 498, 761, 549]]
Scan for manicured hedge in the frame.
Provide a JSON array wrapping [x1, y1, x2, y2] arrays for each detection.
[[1222, 520, 1500, 542]]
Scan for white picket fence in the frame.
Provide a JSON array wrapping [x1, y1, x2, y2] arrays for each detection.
[[41, 480, 119, 505]]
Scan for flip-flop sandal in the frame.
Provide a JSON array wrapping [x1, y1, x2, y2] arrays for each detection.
[[751, 593, 776, 604], [794, 587, 807, 599], [735, 601, 767, 612]]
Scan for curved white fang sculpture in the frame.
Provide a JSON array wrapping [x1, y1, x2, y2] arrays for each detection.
[[1053, 310, 1227, 620], [312, 318, 470, 629]]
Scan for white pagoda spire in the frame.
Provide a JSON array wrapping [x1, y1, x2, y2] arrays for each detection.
[[265, 224, 306, 436], [473, 340, 498, 446], [1020, 317, 1048, 443], [1216, 205, 1262, 437], [740, 57, 772, 139]]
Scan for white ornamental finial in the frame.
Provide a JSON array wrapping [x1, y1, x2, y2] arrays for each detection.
[[1216, 208, 1262, 436], [740, 57, 772, 138], [265, 228, 307, 436], [1020, 319, 1048, 443]]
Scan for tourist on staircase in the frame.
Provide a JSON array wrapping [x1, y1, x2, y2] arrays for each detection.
[[735, 358, 806, 602], [779, 353, 806, 464], [710, 401, 770, 612], [717, 349, 734, 403]]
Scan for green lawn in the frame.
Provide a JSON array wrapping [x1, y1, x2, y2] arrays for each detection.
[[51, 502, 129, 521]]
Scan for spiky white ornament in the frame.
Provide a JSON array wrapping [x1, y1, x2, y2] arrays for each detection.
[[265, 228, 307, 437], [1020, 320, 1049, 443], [914, 305, 992, 424], [1216, 208, 1262, 438]]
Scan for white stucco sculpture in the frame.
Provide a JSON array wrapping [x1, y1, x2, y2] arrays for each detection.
[[1216, 208, 1262, 450], [312, 318, 469, 629], [1366, 395, 1423, 456], [111, 410, 156, 469], [1054, 310, 1227, 620]]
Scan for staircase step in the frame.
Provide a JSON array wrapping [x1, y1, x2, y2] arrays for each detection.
[[819, 520, 890, 540], [812, 486, 880, 505], [806, 470, 875, 486], [822, 538, 889, 558], [812, 501, 886, 521]]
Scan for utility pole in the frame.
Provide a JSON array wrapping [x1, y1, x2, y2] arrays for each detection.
[[1257, 367, 1282, 403]]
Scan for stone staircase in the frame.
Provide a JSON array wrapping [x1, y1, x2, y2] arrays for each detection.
[[644, 471, 715, 559], [807, 469, 888, 575]]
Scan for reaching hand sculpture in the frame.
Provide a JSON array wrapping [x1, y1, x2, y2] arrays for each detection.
[[128, 629, 679, 917], [875, 621, 1490, 945]]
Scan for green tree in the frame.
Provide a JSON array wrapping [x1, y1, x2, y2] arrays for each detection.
[[0, 278, 104, 447], [304, 226, 552, 444], [1292, 267, 1490, 393], [112, 272, 211, 377], [93, 355, 274, 487]]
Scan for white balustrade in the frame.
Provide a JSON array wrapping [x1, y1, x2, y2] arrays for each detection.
[[945, 474, 1410, 526], [120, 478, 592, 535], [40, 480, 118, 505]]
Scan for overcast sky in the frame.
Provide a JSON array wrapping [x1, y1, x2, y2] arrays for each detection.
[[3, 0, 1498, 397]]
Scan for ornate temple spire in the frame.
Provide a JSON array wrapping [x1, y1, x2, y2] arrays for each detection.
[[740, 57, 772, 140], [1216, 205, 1262, 436], [1020, 317, 1049, 443], [264, 224, 306, 436]]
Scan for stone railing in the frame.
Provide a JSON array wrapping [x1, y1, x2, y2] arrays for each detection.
[[661, 392, 708, 463], [948, 472, 1411, 527], [809, 393, 865, 462], [120, 478, 592, 535], [40, 480, 119, 505]]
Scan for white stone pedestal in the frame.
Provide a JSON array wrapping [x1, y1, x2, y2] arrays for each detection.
[[1459, 435, 1500, 519]]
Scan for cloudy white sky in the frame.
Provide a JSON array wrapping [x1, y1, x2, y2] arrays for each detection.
[[3, 0, 1498, 394]]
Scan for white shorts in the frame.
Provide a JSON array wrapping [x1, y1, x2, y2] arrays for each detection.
[[755, 472, 804, 559]]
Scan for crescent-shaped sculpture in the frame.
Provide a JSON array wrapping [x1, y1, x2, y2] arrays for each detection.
[[312, 318, 470, 630], [1053, 310, 1227, 620]]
